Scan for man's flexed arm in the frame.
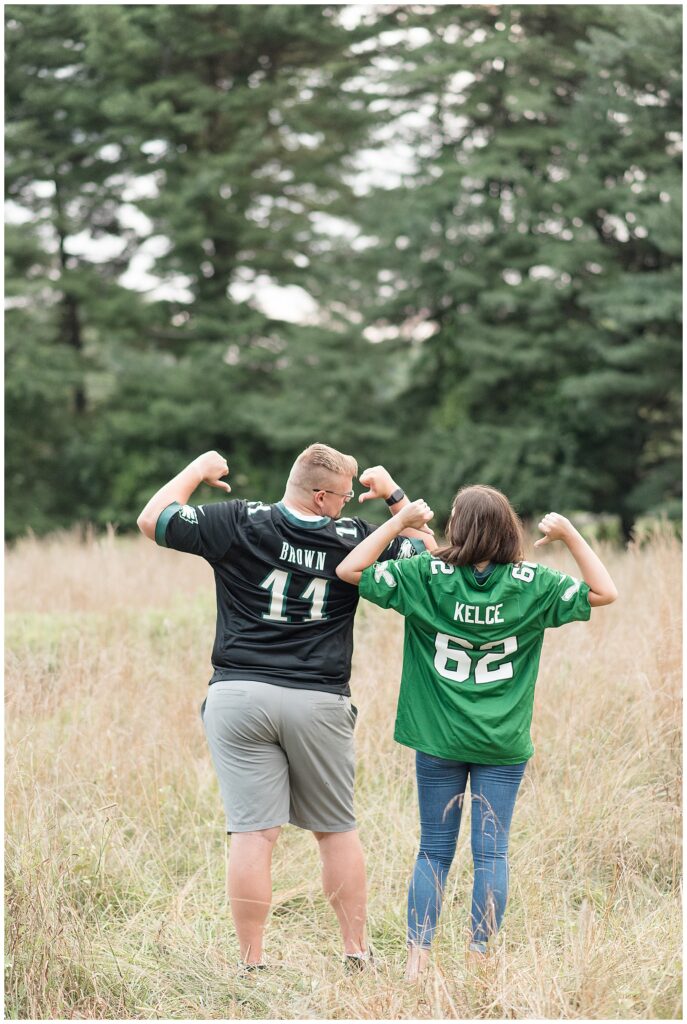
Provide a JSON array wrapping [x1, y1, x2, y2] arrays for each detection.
[[358, 465, 437, 550], [137, 451, 231, 541]]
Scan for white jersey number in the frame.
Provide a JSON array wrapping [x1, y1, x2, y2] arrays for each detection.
[[434, 632, 518, 685], [300, 577, 329, 621], [260, 568, 329, 622], [512, 561, 537, 583]]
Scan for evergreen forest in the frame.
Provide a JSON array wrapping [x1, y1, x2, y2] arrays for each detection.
[[5, 4, 682, 539]]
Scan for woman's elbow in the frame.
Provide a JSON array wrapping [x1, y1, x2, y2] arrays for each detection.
[[336, 565, 360, 586], [590, 587, 618, 607]]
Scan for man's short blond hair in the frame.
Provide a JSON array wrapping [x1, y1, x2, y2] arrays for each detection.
[[288, 443, 358, 490]]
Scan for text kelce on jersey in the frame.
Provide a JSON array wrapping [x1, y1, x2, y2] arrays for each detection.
[[453, 602, 505, 625]]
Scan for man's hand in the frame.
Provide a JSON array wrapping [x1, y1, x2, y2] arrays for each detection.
[[397, 499, 434, 532], [534, 512, 574, 547], [193, 451, 231, 493], [358, 465, 396, 503], [137, 450, 231, 541], [359, 464, 435, 543]]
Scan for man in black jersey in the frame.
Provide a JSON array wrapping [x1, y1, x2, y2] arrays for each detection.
[[137, 443, 435, 969]]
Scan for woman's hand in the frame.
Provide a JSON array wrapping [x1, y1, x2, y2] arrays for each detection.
[[337, 498, 434, 585], [534, 511, 574, 547], [535, 510, 618, 606], [397, 498, 434, 532], [193, 451, 232, 492]]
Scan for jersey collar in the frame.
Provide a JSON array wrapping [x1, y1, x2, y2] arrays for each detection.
[[462, 563, 507, 589], [276, 501, 331, 529]]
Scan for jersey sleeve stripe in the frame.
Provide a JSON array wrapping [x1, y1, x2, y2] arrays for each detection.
[[155, 501, 183, 547]]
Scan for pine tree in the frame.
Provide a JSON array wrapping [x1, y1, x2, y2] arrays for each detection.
[[5, 5, 157, 535], [339, 5, 682, 532], [5, 5, 394, 533]]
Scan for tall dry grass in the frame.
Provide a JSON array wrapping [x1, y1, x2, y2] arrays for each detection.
[[5, 528, 682, 1019]]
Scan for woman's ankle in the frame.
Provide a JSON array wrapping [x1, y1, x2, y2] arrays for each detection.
[[405, 943, 430, 981], [468, 939, 488, 955]]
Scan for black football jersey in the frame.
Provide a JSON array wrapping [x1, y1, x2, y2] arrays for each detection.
[[157, 499, 424, 695]]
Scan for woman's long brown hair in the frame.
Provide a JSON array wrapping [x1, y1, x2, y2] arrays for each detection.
[[434, 485, 525, 566]]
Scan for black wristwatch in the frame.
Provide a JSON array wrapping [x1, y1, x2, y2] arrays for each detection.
[[385, 487, 405, 507]]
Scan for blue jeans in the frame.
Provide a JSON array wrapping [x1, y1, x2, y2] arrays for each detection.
[[407, 751, 527, 951]]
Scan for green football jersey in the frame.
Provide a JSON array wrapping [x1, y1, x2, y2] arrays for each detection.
[[359, 550, 591, 764]]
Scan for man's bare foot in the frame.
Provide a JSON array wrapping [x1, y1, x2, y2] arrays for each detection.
[[404, 944, 430, 982]]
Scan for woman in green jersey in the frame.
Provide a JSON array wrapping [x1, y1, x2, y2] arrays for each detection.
[[336, 486, 617, 981]]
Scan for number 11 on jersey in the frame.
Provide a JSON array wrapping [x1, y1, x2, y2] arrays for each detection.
[[260, 569, 330, 622]]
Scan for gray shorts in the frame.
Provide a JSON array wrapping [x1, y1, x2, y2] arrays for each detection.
[[201, 679, 358, 833]]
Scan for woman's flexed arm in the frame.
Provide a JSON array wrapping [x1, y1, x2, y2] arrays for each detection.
[[535, 512, 618, 607], [336, 499, 434, 586]]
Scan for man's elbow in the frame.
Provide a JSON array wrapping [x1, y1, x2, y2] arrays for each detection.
[[137, 512, 156, 541], [400, 530, 438, 553]]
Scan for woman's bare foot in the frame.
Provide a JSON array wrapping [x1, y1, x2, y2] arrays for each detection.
[[465, 949, 488, 970], [465, 946, 495, 990], [404, 944, 430, 982]]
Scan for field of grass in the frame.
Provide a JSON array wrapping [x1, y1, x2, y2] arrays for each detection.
[[5, 529, 682, 1019]]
